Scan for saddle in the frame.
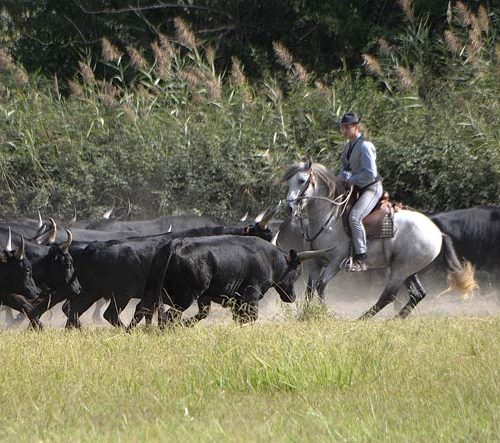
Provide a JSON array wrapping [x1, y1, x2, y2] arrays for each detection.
[[342, 190, 402, 240]]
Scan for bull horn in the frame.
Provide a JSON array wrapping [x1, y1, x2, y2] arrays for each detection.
[[15, 235, 25, 260], [6, 227, 13, 252], [239, 212, 248, 222], [60, 229, 73, 253], [167, 225, 172, 233], [102, 207, 113, 219], [255, 202, 282, 229], [296, 247, 336, 262], [37, 210, 43, 229], [47, 218, 58, 244], [271, 230, 280, 246]]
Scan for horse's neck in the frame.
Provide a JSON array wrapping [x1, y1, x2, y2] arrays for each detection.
[[306, 183, 342, 235]]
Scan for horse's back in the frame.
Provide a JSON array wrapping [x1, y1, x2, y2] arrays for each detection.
[[392, 209, 442, 263]]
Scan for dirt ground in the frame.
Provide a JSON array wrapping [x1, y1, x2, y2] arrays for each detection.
[[1, 269, 498, 329]]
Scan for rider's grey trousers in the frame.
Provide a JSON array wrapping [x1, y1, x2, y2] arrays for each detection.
[[349, 181, 383, 255]]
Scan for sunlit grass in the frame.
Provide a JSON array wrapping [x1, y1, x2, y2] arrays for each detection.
[[0, 317, 499, 442]]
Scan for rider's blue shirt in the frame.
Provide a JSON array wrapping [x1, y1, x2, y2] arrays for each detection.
[[340, 134, 379, 189]]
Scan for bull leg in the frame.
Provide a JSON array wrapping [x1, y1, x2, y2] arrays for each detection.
[[30, 290, 68, 320], [62, 299, 70, 317], [397, 274, 427, 319], [1, 294, 42, 329], [232, 287, 261, 323], [102, 296, 129, 328], [128, 294, 161, 330], [182, 296, 212, 327], [66, 290, 100, 329], [128, 299, 150, 330]]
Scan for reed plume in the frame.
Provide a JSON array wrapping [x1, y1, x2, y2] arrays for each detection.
[[273, 42, 293, 69], [127, 47, 148, 71], [362, 54, 383, 76], [174, 17, 197, 50], [230, 57, 246, 86], [102, 37, 122, 63]]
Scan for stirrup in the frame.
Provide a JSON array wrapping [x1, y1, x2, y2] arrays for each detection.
[[341, 256, 368, 272]]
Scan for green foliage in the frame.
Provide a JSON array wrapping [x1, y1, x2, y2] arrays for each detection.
[[0, 2, 498, 219]]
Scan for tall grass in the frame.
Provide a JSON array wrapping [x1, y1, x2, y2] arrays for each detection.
[[0, 2, 498, 220], [0, 317, 499, 441]]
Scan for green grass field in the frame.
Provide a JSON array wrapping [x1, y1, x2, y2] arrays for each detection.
[[1, 317, 499, 442]]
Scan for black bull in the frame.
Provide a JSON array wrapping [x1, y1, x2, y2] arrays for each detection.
[[429, 206, 500, 282], [129, 236, 329, 328], [65, 220, 277, 328], [0, 237, 43, 328]]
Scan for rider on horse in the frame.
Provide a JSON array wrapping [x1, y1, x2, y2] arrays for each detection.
[[338, 112, 383, 271]]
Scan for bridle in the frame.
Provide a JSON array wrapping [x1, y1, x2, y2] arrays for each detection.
[[286, 170, 353, 243]]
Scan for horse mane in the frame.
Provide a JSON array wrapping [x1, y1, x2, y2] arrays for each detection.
[[281, 161, 337, 199]]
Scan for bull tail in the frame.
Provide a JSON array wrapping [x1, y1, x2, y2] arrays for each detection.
[[144, 239, 180, 307], [441, 234, 477, 298]]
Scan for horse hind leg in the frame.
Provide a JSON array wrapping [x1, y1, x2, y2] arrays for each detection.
[[397, 274, 427, 319], [359, 279, 403, 320]]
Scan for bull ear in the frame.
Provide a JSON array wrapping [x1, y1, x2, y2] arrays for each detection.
[[15, 236, 25, 261], [1, 252, 8, 263]]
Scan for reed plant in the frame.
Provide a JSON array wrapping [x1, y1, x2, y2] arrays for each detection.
[[0, 4, 498, 220]]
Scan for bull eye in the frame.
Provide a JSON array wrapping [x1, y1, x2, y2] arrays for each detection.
[[298, 177, 306, 185]]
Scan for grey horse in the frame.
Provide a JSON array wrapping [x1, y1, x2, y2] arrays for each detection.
[[281, 161, 476, 318]]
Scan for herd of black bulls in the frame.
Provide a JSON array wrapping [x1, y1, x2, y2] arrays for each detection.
[[0, 205, 499, 330], [0, 204, 328, 329]]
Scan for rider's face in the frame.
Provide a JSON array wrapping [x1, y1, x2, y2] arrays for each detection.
[[340, 123, 359, 140]]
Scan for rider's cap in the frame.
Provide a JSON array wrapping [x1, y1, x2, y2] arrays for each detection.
[[340, 112, 360, 125]]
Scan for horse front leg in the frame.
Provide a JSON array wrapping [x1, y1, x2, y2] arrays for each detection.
[[304, 259, 324, 302], [316, 256, 345, 303]]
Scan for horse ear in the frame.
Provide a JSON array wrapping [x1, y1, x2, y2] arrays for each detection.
[[300, 156, 312, 170]]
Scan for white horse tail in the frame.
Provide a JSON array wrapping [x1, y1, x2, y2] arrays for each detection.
[[441, 234, 477, 298]]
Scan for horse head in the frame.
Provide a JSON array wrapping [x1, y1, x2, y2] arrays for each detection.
[[282, 160, 338, 217]]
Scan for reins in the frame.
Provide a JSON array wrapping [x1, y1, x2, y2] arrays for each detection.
[[289, 173, 353, 243]]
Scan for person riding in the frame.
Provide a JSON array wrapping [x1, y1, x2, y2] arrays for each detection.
[[338, 112, 383, 272]]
